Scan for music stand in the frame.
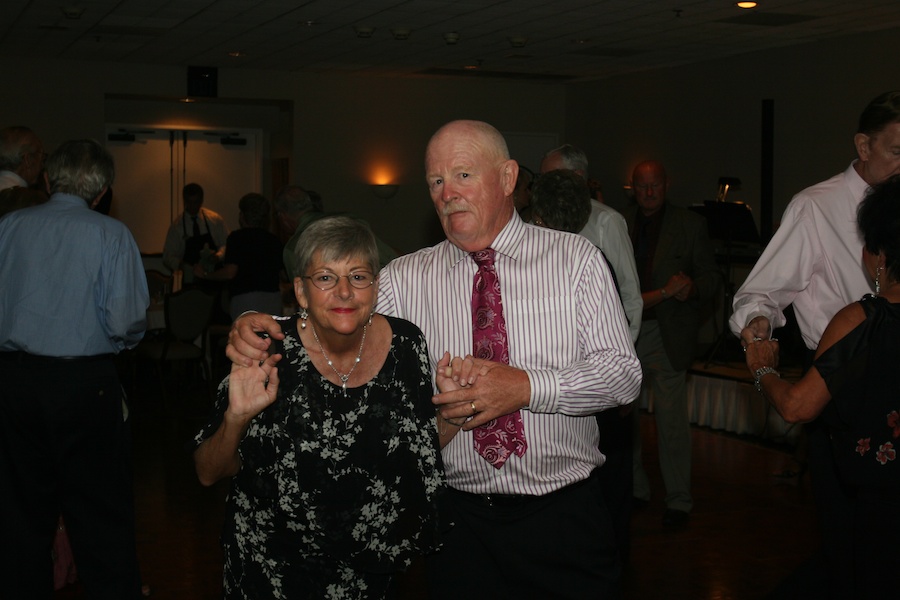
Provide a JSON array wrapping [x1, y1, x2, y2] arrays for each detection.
[[689, 201, 760, 366]]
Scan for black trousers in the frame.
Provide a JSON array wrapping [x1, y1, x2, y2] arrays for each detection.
[[769, 350, 854, 599], [596, 407, 634, 565], [426, 472, 621, 599], [0, 354, 142, 599]]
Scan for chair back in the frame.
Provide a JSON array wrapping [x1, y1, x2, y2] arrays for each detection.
[[145, 269, 172, 301], [164, 289, 216, 344]]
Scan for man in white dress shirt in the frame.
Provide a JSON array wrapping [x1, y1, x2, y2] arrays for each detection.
[[162, 182, 229, 274], [730, 90, 900, 598], [540, 144, 642, 342], [539, 143, 643, 563], [227, 120, 642, 598]]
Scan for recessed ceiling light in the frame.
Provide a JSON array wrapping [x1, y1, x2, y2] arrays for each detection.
[[391, 28, 411, 41], [61, 5, 85, 19], [508, 36, 528, 48], [736, 1, 758, 8]]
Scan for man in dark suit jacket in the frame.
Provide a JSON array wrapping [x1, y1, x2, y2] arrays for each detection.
[[624, 160, 719, 527]]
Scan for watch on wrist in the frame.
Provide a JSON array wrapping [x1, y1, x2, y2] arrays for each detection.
[[753, 366, 780, 393], [660, 287, 668, 298]]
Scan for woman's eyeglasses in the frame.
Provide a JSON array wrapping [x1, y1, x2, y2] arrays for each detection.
[[302, 269, 375, 291]]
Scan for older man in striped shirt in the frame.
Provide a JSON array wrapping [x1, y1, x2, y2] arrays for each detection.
[[228, 120, 641, 598]]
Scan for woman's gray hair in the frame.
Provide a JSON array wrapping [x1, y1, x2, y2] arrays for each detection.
[[293, 215, 379, 279], [45, 139, 114, 201]]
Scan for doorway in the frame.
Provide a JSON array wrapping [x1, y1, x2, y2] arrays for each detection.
[[106, 125, 262, 254]]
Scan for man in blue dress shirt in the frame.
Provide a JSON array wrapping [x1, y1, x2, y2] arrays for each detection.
[[0, 139, 149, 598]]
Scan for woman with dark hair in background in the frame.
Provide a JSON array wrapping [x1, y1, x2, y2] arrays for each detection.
[[195, 192, 284, 320], [745, 174, 900, 597]]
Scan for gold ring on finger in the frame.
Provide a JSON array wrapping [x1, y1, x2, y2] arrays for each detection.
[[470, 401, 477, 415]]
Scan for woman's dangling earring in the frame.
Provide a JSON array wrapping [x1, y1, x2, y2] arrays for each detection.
[[299, 307, 309, 329], [875, 266, 883, 295], [368, 312, 374, 326]]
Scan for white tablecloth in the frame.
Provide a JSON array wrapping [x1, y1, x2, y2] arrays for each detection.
[[640, 372, 801, 444]]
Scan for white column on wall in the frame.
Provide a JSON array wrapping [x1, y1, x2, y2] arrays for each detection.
[[105, 125, 262, 254]]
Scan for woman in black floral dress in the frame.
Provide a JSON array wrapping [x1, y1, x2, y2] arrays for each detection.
[[745, 175, 900, 598], [194, 216, 444, 599]]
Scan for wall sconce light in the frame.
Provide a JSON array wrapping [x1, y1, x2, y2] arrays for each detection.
[[354, 26, 375, 38], [443, 32, 460, 45], [371, 184, 399, 199]]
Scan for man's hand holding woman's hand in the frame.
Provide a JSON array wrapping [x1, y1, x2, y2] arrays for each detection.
[[226, 312, 285, 367], [433, 352, 530, 431]]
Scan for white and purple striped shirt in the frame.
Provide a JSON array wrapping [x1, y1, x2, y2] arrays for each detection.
[[376, 214, 641, 495]]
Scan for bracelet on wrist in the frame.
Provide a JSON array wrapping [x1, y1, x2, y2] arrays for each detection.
[[438, 415, 467, 437], [753, 366, 780, 393], [660, 288, 668, 299]]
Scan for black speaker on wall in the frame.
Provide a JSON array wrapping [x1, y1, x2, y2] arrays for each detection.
[[187, 66, 218, 98]]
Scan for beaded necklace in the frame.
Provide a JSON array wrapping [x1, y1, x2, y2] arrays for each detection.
[[310, 322, 367, 397]]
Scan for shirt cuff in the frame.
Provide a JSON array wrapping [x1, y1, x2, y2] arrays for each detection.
[[526, 369, 560, 413], [744, 311, 770, 327]]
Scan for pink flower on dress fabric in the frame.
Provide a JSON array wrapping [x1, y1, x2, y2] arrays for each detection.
[[887, 410, 900, 438], [876, 442, 896, 465], [856, 438, 871, 456]]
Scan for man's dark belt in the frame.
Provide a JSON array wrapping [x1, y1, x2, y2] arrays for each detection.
[[449, 472, 596, 508], [0, 351, 114, 363]]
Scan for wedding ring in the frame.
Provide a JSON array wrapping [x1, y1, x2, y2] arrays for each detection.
[[752, 337, 763, 342], [470, 401, 477, 415]]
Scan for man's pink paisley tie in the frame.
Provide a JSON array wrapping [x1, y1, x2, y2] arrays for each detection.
[[470, 248, 527, 468]]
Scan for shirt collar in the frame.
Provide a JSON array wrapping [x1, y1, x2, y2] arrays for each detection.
[[0, 170, 28, 188], [50, 192, 91, 208], [846, 160, 872, 200], [444, 211, 524, 268]]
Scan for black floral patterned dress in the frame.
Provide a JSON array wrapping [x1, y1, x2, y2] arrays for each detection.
[[814, 294, 900, 597], [194, 315, 444, 599]]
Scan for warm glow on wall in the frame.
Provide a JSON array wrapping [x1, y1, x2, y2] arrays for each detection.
[[368, 164, 400, 198], [369, 165, 396, 185]]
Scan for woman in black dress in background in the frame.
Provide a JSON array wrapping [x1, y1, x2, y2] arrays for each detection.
[[745, 174, 900, 598]]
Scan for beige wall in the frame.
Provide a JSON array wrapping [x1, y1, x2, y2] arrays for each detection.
[[3, 26, 898, 253], [568, 26, 900, 235], [1, 59, 565, 254]]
